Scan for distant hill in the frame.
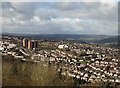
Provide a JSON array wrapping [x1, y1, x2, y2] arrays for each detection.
[[2, 33, 115, 43], [95, 36, 119, 44], [2, 33, 111, 40]]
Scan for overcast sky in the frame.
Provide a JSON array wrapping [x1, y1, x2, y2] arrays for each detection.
[[1, 0, 119, 35]]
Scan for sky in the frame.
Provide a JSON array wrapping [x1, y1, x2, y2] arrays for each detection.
[[1, 0, 119, 35]]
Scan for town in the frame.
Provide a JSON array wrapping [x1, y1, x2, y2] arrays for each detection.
[[1, 35, 120, 86]]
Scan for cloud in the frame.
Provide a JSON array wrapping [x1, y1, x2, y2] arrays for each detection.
[[1, 1, 118, 35]]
